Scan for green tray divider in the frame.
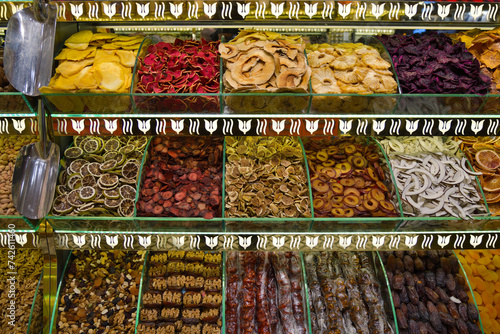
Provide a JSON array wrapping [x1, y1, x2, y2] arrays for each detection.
[[222, 138, 227, 231], [298, 137, 314, 231], [299, 252, 313, 334], [134, 250, 149, 334], [130, 36, 153, 114], [26, 269, 43, 334], [453, 250, 485, 334], [49, 252, 73, 332], [133, 136, 153, 221], [221, 251, 226, 334], [375, 251, 399, 334]]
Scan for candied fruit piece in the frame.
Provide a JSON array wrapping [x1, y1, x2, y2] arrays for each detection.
[[478, 264, 489, 277], [474, 290, 483, 305], [479, 256, 492, 265], [484, 291, 494, 306], [470, 251, 481, 260], [475, 277, 486, 291], [493, 255, 500, 268], [466, 254, 475, 264]]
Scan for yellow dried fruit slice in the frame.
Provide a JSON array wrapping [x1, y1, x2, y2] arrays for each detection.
[[476, 150, 500, 171], [90, 32, 118, 41], [94, 62, 125, 92], [54, 48, 70, 60], [117, 71, 133, 93], [65, 30, 93, 45], [120, 45, 141, 50], [115, 50, 136, 68], [65, 47, 96, 61], [114, 38, 144, 47], [94, 50, 120, 66], [112, 35, 143, 42], [65, 42, 90, 51], [311, 67, 341, 94], [101, 43, 120, 50], [56, 58, 94, 77], [74, 66, 98, 90], [53, 74, 77, 90]]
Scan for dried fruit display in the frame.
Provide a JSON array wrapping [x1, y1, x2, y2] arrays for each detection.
[[135, 39, 220, 113], [304, 137, 398, 218], [307, 43, 397, 113], [0, 136, 37, 215], [378, 32, 491, 94], [40, 31, 143, 113], [220, 30, 311, 113], [304, 252, 394, 334], [382, 137, 486, 218], [225, 136, 311, 218], [226, 252, 308, 334], [459, 136, 500, 214], [457, 250, 500, 333], [0, 249, 43, 334], [138, 251, 222, 334], [51, 136, 147, 217], [381, 250, 482, 334], [0, 49, 30, 112], [56, 250, 144, 333], [136, 137, 223, 218]]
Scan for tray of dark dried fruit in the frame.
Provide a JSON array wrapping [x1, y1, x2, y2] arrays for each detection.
[[379, 250, 484, 334], [135, 136, 224, 232], [304, 251, 398, 334], [137, 250, 223, 334], [303, 136, 402, 232], [225, 251, 311, 333], [224, 136, 314, 233], [49, 250, 146, 334]]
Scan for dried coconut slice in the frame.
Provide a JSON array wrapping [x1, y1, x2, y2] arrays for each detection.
[[94, 62, 125, 92]]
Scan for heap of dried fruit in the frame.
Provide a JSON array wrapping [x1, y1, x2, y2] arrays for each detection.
[[220, 30, 311, 113], [225, 136, 311, 218], [56, 250, 144, 334], [135, 39, 219, 113], [381, 250, 482, 334], [378, 32, 491, 94], [458, 250, 500, 333], [136, 137, 223, 219], [304, 137, 398, 218], [307, 43, 397, 113], [459, 136, 500, 213], [51, 136, 148, 217], [138, 251, 222, 333], [40, 31, 143, 112], [305, 252, 393, 334], [379, 137, 461, 157]]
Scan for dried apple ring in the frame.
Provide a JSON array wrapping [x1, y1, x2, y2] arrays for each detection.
[[316, 150, 329, 162], [379, 200, 395, 213], [371, 188, 386, 201], [343, 195, 360, 207], [363, 198, 379, 211], [332, 195, 343, 204], [331, 208, 345, 217], [366, 153, 380, 162], [318, 173, 330, 182], [344, 187, 360, 197], [340, 178, 355, 187], [313, 198, 325, 210], [344, 144, 356, 155], [352, 156, 368, 169], [322, 160, 335, 167], [331, 183, 344, 195], [312, 179, 330, 193], [344, 208, 355, 217], [230, 49, 275, 85], [337, 162, 352, 175], [376, 181, 389, 192], [366, 167, 379, 181]]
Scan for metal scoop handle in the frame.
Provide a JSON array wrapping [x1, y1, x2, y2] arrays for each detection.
[[36, 98, 54, 159], [33, 0, 50, 22]]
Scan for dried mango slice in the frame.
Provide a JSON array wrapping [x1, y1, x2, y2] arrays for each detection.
[[94, 62, 125, 91], [39, 87, 85, 112], [114, 37, 144, 47], [115, 50, 136, 68], [65, 42, 90, 51], [56, 58, 94, 77], [117, 71, 133, 93], [112, 35, 143, 42], [90, 32, 118, 41], [74, 66, 98, 90], [66, 47, 96, 61], [53, 73, 78, 90], [54, 49, 70, 60], [120, 44, 142, 50], [101, 43, 121, 50], [95, 50, 120, 66], [65, 31, 93, 50]]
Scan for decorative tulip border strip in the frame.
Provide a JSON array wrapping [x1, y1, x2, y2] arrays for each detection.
[[36, 116, 500, 137], [49, 231, 500, 251], [0, 232, 39, 249], [0, 1, 498, 23]]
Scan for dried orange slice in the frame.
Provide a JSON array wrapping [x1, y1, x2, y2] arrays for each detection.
[[473, 143, 497, 152], [482, 175, 500, 193], [483, 191, 500, 203], [475, 150, 500, 171]]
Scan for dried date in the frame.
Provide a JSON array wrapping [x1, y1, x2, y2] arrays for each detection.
[[429, 312, 443, 332], [440, 257, 452, 274], [445, 273, 456, 291], [466, 321, 481, 334], [396, 258, 405, 272], [458, 303, 468, 321], [435, 287, 450, 303], [404, 271, 415, 287], [436, 268, 446, 287], [424, 271, 436, 289], [467, 302, 479, 322], [407, 286, 419, 305], [447, 302, 460, 320], [456, 319, 468, 334], [426, 258, 436, 271], [418, 301, 429, 322], [400, 286, 410, 304], [397, 309, 409, 329], [439, 311, 455, 327], [392, 291, 401, 308], [425, 287, 439, 304], [393, 273, 405, 290], [414, 257, 425, 272], [387, 255, 397, 272], [404, 255, 415, 272], [407, 303, 420, 320]]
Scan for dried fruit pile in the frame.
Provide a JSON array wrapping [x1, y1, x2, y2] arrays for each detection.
[[225, 136, 311, 218], [457, 250, 500, 333], [136, 137, 223, 218], [378, 32, 491, 94], [220, 30, 310, 113], [381, 250, 482, 334], [307, 43, 397, 113], [41, 31, 143, 112], [0, 49, 29, 112], [305, 252, 393, 334], [138, 251, 222, 334], [304, 137, 398, 218], [226, 252, 307, 334], [56, 250, 144, 334], [52, 136, 147, 217], [379, 136, 461, 156], [0, 249, 43, 334], [135, 39, 219, 113], [459, 136, 500, 214]]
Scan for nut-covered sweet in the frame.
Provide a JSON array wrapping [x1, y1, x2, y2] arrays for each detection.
[[56, 250, 145, 333], [137, 137, 222, 219]]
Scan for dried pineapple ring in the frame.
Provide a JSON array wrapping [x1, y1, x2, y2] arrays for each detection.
[[307, 51, 335, 67], [94, 62, 125, 92], [362, 70, 398, 93], [331, 54, 358, 70], [361, 54, 391, 70], [311, 68, 341, 94]]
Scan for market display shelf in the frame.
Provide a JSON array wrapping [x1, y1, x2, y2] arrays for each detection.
[[0, 0, 499, 26]]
